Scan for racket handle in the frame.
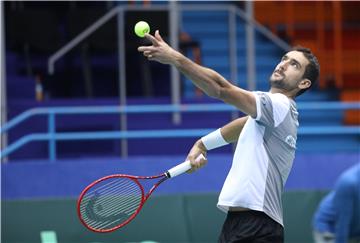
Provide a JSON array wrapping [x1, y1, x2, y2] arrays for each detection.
[[167, 154, 206, 178]]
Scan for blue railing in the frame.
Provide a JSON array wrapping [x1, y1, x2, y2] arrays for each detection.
[[1, 102, 359, 161]]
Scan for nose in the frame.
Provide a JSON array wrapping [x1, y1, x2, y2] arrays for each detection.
[[278, 61, 289, 71]]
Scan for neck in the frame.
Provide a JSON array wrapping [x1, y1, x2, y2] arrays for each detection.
[[269, 87, 296, 100]]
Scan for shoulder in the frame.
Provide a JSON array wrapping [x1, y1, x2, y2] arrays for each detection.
[[269, 93, 291, 106], [334, 165, 360, 196], [253, 92, 294, 126], [254, 91, 291, 110]]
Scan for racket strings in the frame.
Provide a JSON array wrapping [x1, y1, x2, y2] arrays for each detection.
[[83, 185, 140, 220], [85, 181, 139, 211], [79, 177, 143, 230]]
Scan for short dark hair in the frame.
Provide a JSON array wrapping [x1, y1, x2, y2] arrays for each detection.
[[292, 46, 320, 97]]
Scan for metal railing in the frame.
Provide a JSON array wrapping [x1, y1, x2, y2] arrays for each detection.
[[1, 102, 359, 161], [47, 3, 291, 82], [45, 3, 293, 157]]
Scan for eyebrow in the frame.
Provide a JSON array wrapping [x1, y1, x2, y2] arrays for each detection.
[[282, 55, 302, 68]]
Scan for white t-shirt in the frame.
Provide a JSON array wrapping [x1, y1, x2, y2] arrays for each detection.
[[217, 91, 299, 226]]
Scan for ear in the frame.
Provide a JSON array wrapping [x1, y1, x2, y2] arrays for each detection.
[[298, 78, 311, 89]]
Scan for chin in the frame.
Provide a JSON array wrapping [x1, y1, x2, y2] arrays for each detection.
[[270, 75, 282, 82], [270, 80, 287, 90], [269, 78, 280, 86]]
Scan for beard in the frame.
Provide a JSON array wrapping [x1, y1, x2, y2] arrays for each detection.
[[269, 73, 288, 90], [269, 72, 302, 92]]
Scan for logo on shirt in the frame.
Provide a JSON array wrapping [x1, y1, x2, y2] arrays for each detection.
[[285, 135, 296, 149]]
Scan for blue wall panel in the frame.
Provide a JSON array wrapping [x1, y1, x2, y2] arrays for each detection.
[[2, 152, 359, 199]]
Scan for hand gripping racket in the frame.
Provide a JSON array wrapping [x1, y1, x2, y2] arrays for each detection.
[[77, 154, 205, 233]]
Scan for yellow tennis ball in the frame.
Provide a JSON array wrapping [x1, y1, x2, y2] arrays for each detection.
[[134, 21, 150, 38]]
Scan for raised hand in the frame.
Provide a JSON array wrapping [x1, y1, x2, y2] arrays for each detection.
[[137, 30, 179, 65]]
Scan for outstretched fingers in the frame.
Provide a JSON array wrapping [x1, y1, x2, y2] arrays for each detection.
[[154, 30, 164, 42], [137, 30, 163, 58], [144, 32, 160, 47], [142, 51, 154, 60], [137, 30, 172, 63]]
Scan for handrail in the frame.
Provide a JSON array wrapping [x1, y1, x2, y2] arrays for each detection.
[[44, 3, 295, 158], [1, 102, 359, 160], [48, 6, 119, 75], [232, 6, 291, 51], [47, 4, 291, 74], [0, 129, 212, 159], [178, 4, 291, 51], [1, 102, 360, 134], [47, 5, 171, 74], [1, 125, 359, 160]]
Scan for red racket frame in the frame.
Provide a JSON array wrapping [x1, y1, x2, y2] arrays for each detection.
[[77, 173, 168, 233]]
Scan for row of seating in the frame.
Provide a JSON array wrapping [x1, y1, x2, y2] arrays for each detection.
[[5, 3, 174, 98]]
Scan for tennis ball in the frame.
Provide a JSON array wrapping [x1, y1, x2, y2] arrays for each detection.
[[134, 21, 150, 38]]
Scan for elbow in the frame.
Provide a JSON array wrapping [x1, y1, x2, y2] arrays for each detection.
[[202, 70, 229, 100], [205, 86, 231, 102], [206, 88, 222, 99], [205, 81, 230, 99], [199, 81, 223, 99], [216, 86, 232, 101]]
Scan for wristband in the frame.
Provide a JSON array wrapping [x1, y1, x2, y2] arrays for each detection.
[[201, 128, 229, 150]]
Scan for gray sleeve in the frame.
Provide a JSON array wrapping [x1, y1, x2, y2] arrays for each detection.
[[254, 92, 275, 128], [254, 92, 291, 128]]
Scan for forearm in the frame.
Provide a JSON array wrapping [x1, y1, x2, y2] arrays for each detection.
[[220, 116, 249, 143], [172, 51, 231, 99]]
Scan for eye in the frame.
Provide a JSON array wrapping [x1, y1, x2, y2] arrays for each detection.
[[291, 61, 300, 69]]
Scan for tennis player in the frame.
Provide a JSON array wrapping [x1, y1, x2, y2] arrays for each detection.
[[138, 30, 320, 243]]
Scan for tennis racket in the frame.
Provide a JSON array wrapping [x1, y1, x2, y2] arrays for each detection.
[[77, 154, 205, 233]]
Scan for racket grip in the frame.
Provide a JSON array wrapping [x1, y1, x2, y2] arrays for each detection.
[[167, 154, 206, 178]]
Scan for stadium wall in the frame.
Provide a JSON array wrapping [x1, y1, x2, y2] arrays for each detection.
[[3, 192, 328, 243], [2, 153, 359, 243]]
